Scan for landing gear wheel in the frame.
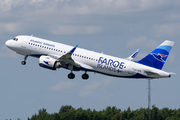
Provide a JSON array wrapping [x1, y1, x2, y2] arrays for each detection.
[[68, 73, 75, 79], [82, 73, 89, 80], [21, 61, 26, 65]]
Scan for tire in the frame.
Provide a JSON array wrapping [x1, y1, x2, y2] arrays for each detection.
[[68, 73, 75, 79], [21, 61, 26, 65], [82, 73, 89, 80]]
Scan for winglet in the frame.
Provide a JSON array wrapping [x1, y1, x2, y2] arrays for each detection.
[[64, 45, 78, 58], [69, 45, 78, 55], [126, 49, 140, 61]]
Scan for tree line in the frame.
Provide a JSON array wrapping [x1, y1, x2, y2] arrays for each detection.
[[27, 105, 180, 120]]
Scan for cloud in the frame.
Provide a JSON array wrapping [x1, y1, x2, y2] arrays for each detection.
[[0, 45, 18, 58], [85, 81, 101, 90], [126, 36, 158, 49], [50, 25, 102, 35], [79, 91, 93, 96], [146, 40, 158, 48], [1, 0, 179, 14], [0, 22, 21, 34], [49, 81, 76, 91], [126, 36, 147, 47], [78, 78, 113, 97], [152, 23, 180, 37], [49, 77, 113, 96], [78, 81, 100, 96], [0, 0, 180, 36]]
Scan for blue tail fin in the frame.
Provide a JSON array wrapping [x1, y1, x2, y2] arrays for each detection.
[[137, 40, 174, 70]]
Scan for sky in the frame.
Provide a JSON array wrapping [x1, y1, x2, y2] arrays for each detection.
[[0, 0, 180, 119]]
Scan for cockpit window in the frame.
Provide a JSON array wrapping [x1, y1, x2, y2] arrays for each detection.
[[13, 38, 18, 41]]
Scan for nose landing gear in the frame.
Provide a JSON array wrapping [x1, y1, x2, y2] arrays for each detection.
[[21, 55, 28, 65]]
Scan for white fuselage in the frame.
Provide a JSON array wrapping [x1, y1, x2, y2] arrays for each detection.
[[5, 35, 171, 79]]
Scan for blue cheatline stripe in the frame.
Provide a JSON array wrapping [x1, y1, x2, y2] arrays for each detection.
[[156, 45, 172, 53], [30, 54, 47, 58], [80, 67, 150, 78]]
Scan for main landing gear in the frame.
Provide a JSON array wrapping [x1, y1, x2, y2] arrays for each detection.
[[67, 71, 89, 80], [68, 72, 75, 79], [82, 72, 89, 80], [21, 55, 28, 65]]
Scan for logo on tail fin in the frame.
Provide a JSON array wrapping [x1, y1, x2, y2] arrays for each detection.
[[150, 53, 167, 62]]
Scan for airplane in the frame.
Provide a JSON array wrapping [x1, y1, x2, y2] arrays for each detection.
[[5, 35, 174, 80]]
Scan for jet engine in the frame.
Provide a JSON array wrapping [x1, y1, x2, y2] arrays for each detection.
[[39, 55, 61, 70]]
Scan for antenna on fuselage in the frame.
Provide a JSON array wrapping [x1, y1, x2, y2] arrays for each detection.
[[31, 34, 33, 37]]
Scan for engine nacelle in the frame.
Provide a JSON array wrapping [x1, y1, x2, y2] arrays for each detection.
[[39, 55, 61, 70]]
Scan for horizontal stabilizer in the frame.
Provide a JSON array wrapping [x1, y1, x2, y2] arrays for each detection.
[[126, 49, 140, 61], [144, 71, 160, 76], [168, 72, 176, 74]]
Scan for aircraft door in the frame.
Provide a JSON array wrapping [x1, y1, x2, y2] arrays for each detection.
[[21, 39, 27, 48], [128, 64, 136, 75]]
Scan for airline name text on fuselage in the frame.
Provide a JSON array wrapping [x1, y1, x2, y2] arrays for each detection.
[[30, 39, 55, 47], [97, 57, 125, 72]]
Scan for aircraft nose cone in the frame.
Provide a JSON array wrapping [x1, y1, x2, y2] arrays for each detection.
[[5, 40, 11, 47]]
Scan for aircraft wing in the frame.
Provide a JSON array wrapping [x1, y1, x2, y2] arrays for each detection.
[[61, 45, 78, 59], [56, 45, 80, 67], [126, 49, 140, 61]]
